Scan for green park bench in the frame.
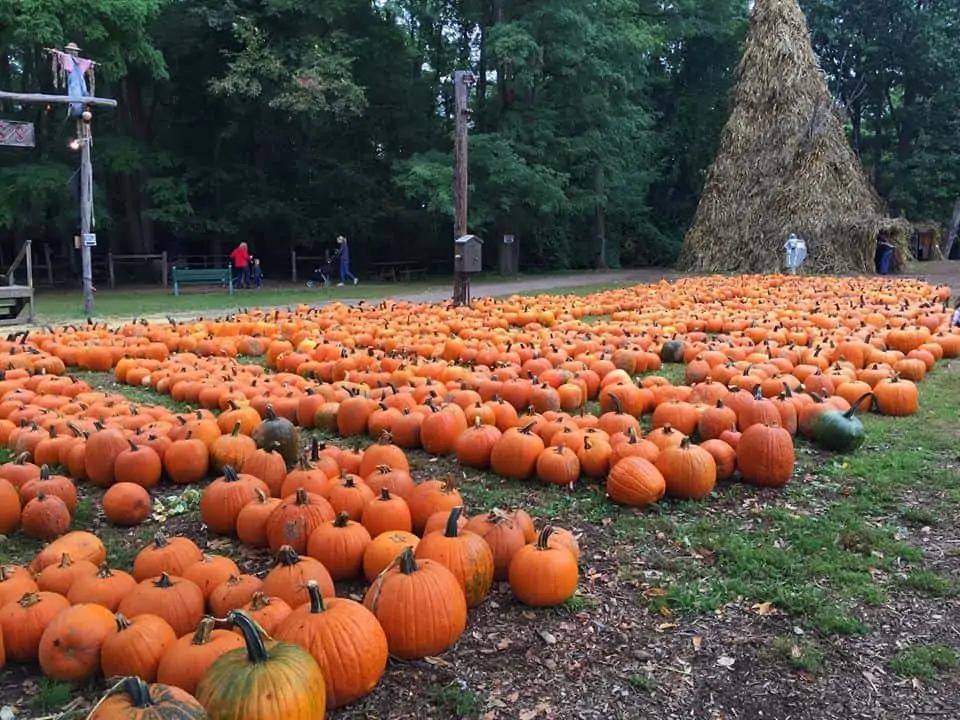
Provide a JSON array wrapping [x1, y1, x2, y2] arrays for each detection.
[[171, 266, 234, 296]]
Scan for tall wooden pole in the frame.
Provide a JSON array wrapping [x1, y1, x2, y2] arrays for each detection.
[[452, 70, 473, 307], [79, 119, 95, 314]]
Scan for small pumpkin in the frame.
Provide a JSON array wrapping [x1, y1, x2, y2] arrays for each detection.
[[305, 512, 371, 581], [87, 675, 208, 720], [35, 552, 98, 596], [210, 421, 258, 473], [362, 531, 420, 581], [68, 562, 138, 612], [100, 613, 178, 683], [235, 489, 282, 548], [118, 573, 206, 638], [251, 403, 301, 467], [508, 526, 579, 607], [414, 506, 494, 608], [200, 465, 271, 536], [654, 437, 717, 501], [810, 392, 873, 452], [363, 546, 467, 660], [156, 615, 245, 696], [261, 545, 335, 609], [606, 457, 666, 508], [38, 602, 116, 683], [102, 482, 153, 526], [208, 575, 264, 617], [0, 590, 71, 664], [360, 486, 413, 537], [133, 532, 203, 582], [265, 488, 336, 554], [194, 610, 327, 720], [240, 592, 292, 636]]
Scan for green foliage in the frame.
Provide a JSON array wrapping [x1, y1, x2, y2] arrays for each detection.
[[889, 644, 958, 680], [0, 0, 957, 268]]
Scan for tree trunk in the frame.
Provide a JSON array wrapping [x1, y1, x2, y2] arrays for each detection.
[[594, 165, 607, 270], [120, 77, 155, 253], [941, 199, 960, 259]]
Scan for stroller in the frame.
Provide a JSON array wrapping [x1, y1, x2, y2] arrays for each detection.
[[305, 251, 334, 288]]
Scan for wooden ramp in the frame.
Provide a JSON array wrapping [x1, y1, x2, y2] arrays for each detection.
[[0, 285, 33, 325]]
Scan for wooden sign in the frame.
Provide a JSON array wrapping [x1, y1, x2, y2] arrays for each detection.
[[0, 120, 35, 147]]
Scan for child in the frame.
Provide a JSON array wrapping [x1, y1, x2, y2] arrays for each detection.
[[953, 297, 960, 328], [251, 257, 263, 288]]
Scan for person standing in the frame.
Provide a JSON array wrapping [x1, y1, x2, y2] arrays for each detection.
[[251, 257, 264, 288], [229, 241, 250, 288], [335, 235, 358, 286]]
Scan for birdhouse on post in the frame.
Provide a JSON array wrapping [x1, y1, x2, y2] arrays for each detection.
[[454, 234, 483, 274]]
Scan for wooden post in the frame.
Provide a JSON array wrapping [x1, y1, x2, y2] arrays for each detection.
[[291, 249, 297, 283], [107, 251, 115, 288], [43, 243, 53, 285], [25, 239, 34, 322], [161, 251, 168, 287], [79, 123, 95, 313], [452, 70, 474, 307]]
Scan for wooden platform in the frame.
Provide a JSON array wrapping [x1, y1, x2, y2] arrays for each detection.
[[0, 285, 34, 325]]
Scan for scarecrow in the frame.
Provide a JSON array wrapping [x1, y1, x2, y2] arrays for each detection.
[[46, 42, 96, 133]]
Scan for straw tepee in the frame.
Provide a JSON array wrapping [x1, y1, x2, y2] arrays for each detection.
[[677, 0, 910, 275]]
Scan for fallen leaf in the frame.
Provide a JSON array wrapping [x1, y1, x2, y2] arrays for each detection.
[[752, 601, 775, 615], [716, 656, 736, 668], [656, 622, 679, 632], [692, 636, 702, 652], [521, 611, 537, 621], [538, 630, 557, 645], [423, 656, 454, 669], [642, 587, 669, 598], [659, 605, 673, 617], [790, 644, 803, 660]]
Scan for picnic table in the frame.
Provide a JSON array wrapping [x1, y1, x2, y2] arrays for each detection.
[[371, 260, 428, 282]]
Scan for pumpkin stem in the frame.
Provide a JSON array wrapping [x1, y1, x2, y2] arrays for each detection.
[[114, 613, 132, 632], [306, 579, 327, 613], [844, 392, 874, 418], [275, 545, 301, 566], [398, 545, 418, 574], [18, 592, 41, 608], [153, 530, 169, 548], [247, 592, 271, 612], [154, 572, 174, 588], [378, 487, 392, 501], [444, 506, 464, 537], [222, 465, 240, 482], [536, 525, 555, 550], [56, 552, 73, 569], [96, 562, 114, 578], [294, 487, 309, 505], [231, 421, 243, 437], [333, 512, 351, 528], [309, 436, 321, 462], [253, 487, 268, 503], [191, 615, 217, 645], [14, 451, 30, 465], [225, 609, 272, 664], [679, 436, 692, 450], [610, 393, 624, 415], [118, 675, 156, 709]]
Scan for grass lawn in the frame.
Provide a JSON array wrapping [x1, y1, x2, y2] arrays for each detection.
[[1, 360, 958, 718]]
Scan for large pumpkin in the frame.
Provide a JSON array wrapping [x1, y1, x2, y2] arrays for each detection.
[[508, 526, 579, 607], [737, 423, 795, 487], [362, 546, 467, 660], [194, 610, 326, 720], [606, 457, 666, 508], [38, 602, 117, 683], [275, 580, 388, 709]]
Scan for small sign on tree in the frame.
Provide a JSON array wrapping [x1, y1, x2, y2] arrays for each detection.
[[0, 119, 35, 147]]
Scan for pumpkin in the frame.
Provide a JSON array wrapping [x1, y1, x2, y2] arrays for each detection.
[[810, 392, 872, 452], [29, 529, 104, 575], [362, 531, 420, 581], [209, 575, 264, 617], [453, 417, 502, 469], [305, 512, 372, 581], [535, 445, 581, 487], [357, 431, 410, 477], [194, 610, 327, 720], [699, 439, 737, 481], [251, 403, 300, 466], [407, 476, 463, 534], [118, 573, 206, 638], [20, 492, 71, 540], [327, 474, 376, 521], [261, 545, 335, 609], [873, 375, 919, 417], [182, 554, 241, 601], [87, 675, 208, 720], [275, 580, 388, 709], [654, 438, 717, 501], [36, 552, 98, 596], [133, 532, 203, 582], [0, 590, 71, 663], [240, 444, 287, 497], [100, 613, 178, 683], [102, 482, 153, 526], [68, 562, 139, 611], [38, 602, 117, 683], [114, 440, 163, 489], [210, 421, 257, 473], [463, 509, 529, 580], [508, 526, 579, 607], [360, 487, 413, 536], [606, 456, 666, 508], [235, 489, 282, 548], [489, 423, 545, 480], [364, 464, 416, 501], [19, 464, 77, 513], [363, 546, 467, 660], [240, 593, 292, 636], [0, 476, 19, 536], [265, 488, 336, 554], [156, 616, 245, 696], [414, 506, 494, 608], [737, 423, 795, 488], [84, 426, 129, 487], [200, 465, 271, 535], [163, 433, 210, 484]]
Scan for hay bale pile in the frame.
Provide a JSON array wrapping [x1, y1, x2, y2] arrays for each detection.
[[678, 0, 910, 275]]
